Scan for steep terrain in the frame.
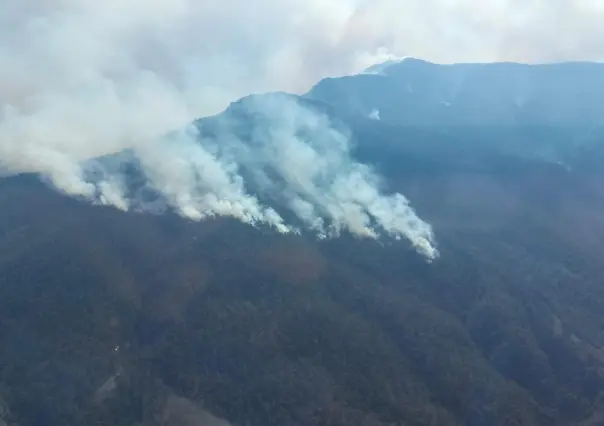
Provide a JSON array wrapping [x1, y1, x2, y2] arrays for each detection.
[[2, 60, 604, 425], [308, 58, 604, 127]]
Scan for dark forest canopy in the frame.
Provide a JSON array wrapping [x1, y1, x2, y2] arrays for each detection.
[[2, 59, 604, 426]]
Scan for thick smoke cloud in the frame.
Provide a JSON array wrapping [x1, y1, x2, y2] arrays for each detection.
[[1, 0, 598, 259], [2, 1, 602, 116], [85, 95, 439, 259], [350, 0, 604, 64], [215, 95, 437, 257], [0, 0, 442, 259]]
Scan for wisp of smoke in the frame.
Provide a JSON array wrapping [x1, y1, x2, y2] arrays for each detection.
[[0, 0, 438, 260]]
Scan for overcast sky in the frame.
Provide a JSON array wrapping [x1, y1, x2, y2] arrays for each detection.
[[1, 0, 603, 166], [0, 0, 599, 253], [2, 0, 604, 116]]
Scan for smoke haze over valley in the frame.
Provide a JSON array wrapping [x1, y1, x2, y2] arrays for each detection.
[[4, 1, 604, 425], [4, 0, 604, 257]]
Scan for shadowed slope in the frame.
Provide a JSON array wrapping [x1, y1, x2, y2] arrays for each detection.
[[2, 155, 604, 425], [4, 59, 604, 426]]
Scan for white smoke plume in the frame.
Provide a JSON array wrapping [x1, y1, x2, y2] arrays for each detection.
[[0, 0, 518, 260], [1, 1, 601, 261], [208, 94, 437, 258], [83, 94, 438, 259]]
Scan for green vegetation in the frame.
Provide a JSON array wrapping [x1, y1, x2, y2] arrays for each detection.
[[1, 158, 604, 425]]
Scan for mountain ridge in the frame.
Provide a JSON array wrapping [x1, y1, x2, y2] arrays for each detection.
[[3, 59, 604, 425], [306, 58, 604, 127]]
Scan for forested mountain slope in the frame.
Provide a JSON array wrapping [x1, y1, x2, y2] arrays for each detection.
[[2, 60, 604, 425]]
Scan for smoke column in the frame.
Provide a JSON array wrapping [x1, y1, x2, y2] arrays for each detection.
[[0, 0, 438, 259]]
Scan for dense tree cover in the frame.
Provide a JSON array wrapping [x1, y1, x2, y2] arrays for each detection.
[[1, 149, 604, 426], [3, 59, 604, 425]]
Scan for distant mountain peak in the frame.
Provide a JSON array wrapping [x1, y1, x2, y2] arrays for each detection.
[[308, 58, 604, 127], [362, 57, 431, 75]]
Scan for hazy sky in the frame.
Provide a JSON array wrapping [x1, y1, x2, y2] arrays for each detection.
[[2, 0, 603, 115], [1, 0, 602, 177], [0, 0, 596, 257]]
